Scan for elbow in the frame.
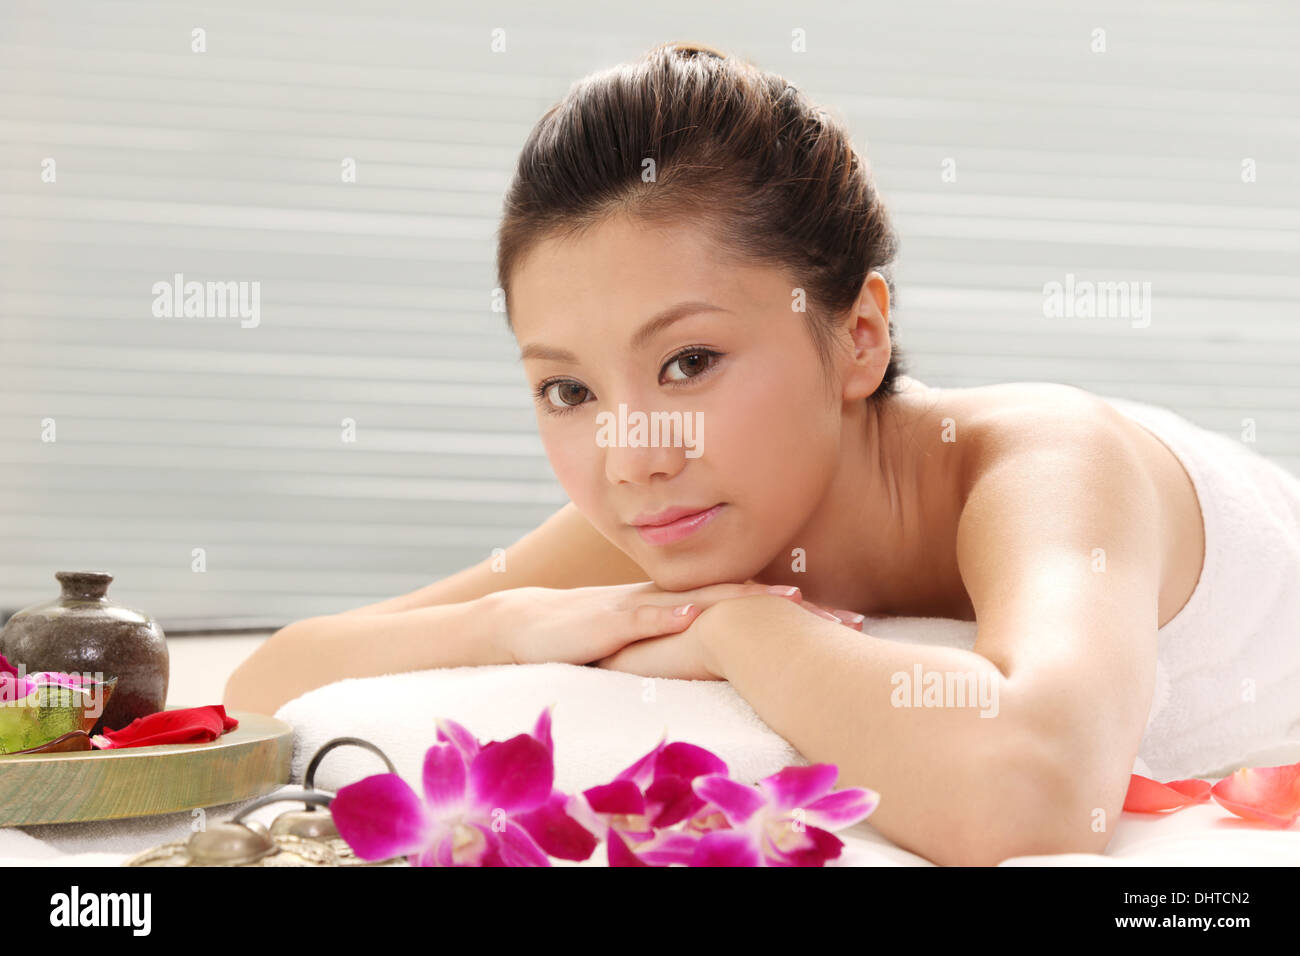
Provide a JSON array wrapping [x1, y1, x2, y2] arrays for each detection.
[[222, 620, 306, 717], [939, 728, 1108, 867]]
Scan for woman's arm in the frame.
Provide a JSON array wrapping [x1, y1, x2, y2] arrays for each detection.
[[222, 597, 509, 716], [698, 414, 1164, 866], [339, 502, 650, 614]]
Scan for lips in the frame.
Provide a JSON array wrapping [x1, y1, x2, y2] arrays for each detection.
[[631, 504, 725, 546], [630, 504, 719, 527]]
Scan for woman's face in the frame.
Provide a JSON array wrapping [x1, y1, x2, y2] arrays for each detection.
[[508, 213, 850, 590]]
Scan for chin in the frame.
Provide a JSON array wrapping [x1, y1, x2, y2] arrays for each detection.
[[642, 553, 750, 592]]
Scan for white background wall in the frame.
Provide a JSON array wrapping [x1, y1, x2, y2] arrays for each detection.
[[3, 0, 1298, 631]]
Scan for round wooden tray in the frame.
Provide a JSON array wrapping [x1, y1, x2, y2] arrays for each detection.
[[0, 707, 294, 826]]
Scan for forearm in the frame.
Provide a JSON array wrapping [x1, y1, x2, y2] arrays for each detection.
[[704, 595, 1085, 866], [223, 596, 508, 717]]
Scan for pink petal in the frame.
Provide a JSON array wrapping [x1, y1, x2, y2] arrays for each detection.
[[531, 706, 554, 755], [0, 675, 33, 702], [692, 775, 766, 826], [644, 775, 706, 829], [563, 792, 610, 841], [765, 825, 844, 867], [583, 779, 645, 816], [435, 717, 481, 762], [607, 829, 650, 867], [756, 764, 839, 810], [632, 830, 703, 866], [514, 790, 599, 861], [493, 820, 553, 867], [0, 654, 16, 677], [1123, 774, 1213, 813], [421, 742, 468, 815], [331, 774, 432, 861], [616, 736, 667, 788], [802, 787, 880, 830], [467, 733, 553, 814], [417, 825, 489, 866], [1210, 762, 1300, 827], [691, 829, 763, 867], [654, 741, 728, 783]]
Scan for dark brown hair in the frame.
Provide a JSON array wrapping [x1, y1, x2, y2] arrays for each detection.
[[495, 40, 908, 404]]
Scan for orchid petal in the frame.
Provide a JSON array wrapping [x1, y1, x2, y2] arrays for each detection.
[[756, 764, 839, 810], [1210, 762, 1300, 827], [514, 789, 599, 861], [421, 742, 468, 815], [654, 741, 728, 783], [607, 829, 650, 867], [0, 655, 16, 677], [582, 779, 645, 816], [691, 775, 766, 826], [765, 825, 844, 867], [691, 829, 763, 867], [0, 675, 34, 702], [467, 733, 553, 814], [435, 717, 481, 762], [802, 786, 880, 830], [632, 830, 702, 867], [330, 774, 433, 861], [616, 735, 667, 787], [563, 792, 611, 842], [531, 706, 554, 755], [1122, 774, 1213, 813], [644, 775, 706, 829], [493, 820, 553, 867]]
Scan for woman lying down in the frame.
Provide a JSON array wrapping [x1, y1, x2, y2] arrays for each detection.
[[224, 42, 1300, 867]]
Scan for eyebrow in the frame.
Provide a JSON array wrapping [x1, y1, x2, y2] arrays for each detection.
[[518, 301, 731, 363]]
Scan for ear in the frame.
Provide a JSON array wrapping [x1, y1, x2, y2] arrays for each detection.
[[840, 271, 892, 403]]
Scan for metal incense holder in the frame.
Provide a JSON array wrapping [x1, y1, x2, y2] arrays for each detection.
[[124, 737, 408, 867]]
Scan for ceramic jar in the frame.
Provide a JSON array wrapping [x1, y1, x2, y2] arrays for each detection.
[[0, 571, 169, 736]]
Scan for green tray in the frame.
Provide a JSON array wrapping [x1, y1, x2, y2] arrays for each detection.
[[0, 707, 293, 826]]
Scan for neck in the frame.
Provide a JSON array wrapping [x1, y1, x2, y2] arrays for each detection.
[[754, 379, 961, 617]]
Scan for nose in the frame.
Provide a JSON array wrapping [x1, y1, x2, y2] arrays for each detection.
[[599, 407, 692, 486]]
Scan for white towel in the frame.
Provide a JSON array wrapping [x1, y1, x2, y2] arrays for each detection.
[[1098, 395, 1300, 780], [270, 617, 985, 795]]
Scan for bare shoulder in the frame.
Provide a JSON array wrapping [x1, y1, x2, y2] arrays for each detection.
[[943, 380, 1168, 645], [949, 381, 1129, 463]]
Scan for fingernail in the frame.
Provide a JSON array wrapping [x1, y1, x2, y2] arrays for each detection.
[[767, 586, 799, 596], [674, 603, 695, 616]]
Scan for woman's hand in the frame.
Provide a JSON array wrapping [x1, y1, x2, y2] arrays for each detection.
[[487, 579, 808, 667], [591, 583, 867, 681]]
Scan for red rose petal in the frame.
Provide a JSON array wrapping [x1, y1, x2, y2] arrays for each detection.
[[1123, 773, 1212, 813], [1209, 762, 1300, 828], [93, 705, 240, 750]]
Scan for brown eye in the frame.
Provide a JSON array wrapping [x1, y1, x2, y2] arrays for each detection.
[[663, 350, 718, 383], [544, 381, 590, 408]]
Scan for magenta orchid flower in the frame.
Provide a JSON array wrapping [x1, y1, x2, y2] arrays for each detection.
[[564, 736, 734, 866], [327, 705, 882, 867], [688, 764, 880, 866], [329, 706, 596, 866]]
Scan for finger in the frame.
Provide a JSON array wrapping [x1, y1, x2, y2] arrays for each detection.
[[631, 581, 803, 611], [797, 600, 861, 628], [830, 608, 867, 630], [625, 601, 701, 641]]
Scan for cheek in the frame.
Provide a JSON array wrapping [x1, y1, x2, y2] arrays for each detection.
[[539, 419, 601, 505], [709, 357, 838, 495]]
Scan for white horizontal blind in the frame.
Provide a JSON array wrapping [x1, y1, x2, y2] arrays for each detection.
[[1, 0, 1297, 624]]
